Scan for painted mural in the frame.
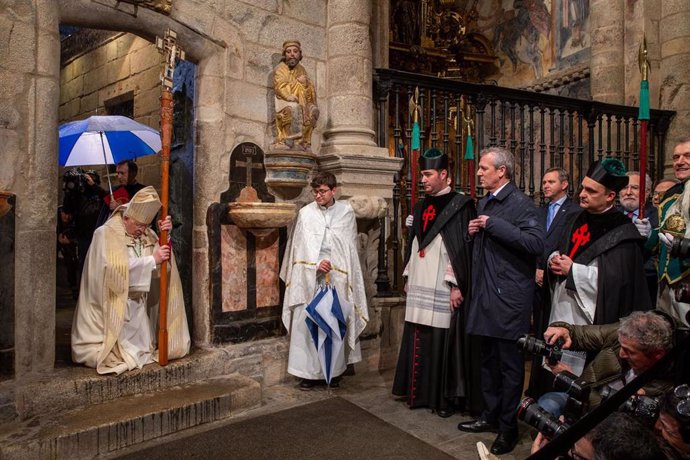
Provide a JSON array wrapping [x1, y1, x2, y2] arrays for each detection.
[[476, 0, 590, 87]]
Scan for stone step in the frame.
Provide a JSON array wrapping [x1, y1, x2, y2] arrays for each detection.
[[1, 373, 261, 460], [15, 346, 270, 419]]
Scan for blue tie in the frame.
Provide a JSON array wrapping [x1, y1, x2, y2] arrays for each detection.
[[546, 202, 558, 230]]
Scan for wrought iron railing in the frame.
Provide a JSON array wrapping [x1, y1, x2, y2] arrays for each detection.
[[373, 68, 675, 295]]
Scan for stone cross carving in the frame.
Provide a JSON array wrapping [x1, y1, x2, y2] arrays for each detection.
[[156, 28, 186, 89], [235, 145, 263, 187]]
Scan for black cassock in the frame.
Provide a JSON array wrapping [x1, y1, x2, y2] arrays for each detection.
[[527, 208, 652, 398], [392, 192, 482, 415]]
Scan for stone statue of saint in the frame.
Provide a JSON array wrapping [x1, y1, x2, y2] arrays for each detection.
[[273, 40, 320, 150]]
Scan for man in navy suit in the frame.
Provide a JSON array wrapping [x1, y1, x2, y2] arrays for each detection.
[[535, 168, 580, 293], [459, 146, 544, 455], [527, 168, 580, 399]]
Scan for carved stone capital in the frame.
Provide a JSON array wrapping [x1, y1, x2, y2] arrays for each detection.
[[348, 195, 387, 220]]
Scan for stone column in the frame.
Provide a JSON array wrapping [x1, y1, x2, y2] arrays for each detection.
[[323, 0, 381, 153], [590, 0, 625, 104], [660, 3, 690, 151], [4, 0, 61, 377], [321, 0, 402, 200]]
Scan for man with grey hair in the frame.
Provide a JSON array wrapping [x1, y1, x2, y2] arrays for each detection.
[[619, 171, 653, 221], [619, 171, 658, 306], [538, 310, 675, 416], [459, 146, 544, 455]]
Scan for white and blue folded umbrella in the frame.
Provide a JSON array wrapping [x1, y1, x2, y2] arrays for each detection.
[[304, 284, 351, 385], [58, 115, 161, 196]]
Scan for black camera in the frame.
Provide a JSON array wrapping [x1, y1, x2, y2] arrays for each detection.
[[620, 395, 661, 427], [63, 168, 86, 194], [553, 370, 591, 423], [670, 236, 690, 259], [599, 386, 661, 427], [518, 397, 569, 439], [517, 335, 565, 365]]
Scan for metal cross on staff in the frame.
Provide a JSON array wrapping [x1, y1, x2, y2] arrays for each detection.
[[155, 28, 185, 366]]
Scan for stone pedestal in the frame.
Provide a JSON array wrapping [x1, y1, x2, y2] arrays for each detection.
[[263, 148, 316, 200], [318, 147, 403, 199]]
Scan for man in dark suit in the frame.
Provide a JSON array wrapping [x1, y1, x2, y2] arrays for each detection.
[[527, 167, 580, 399], [458, 146, 544, 455], [535, 167, 580, 300]]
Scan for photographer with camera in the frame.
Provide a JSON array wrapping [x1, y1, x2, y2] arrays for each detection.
[[530, 412, 664, 459], [656, 385, 690, 459], [62, 168, 107, 276], [537, 311, 674, 419]]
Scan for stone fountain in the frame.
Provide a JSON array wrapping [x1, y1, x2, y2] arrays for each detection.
[[226, 145, 296, 236], [206, 142, 297, 344], [228, 185, 295, 237]]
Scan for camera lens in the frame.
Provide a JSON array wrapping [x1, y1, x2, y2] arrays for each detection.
[[518, 397, 569, 439]]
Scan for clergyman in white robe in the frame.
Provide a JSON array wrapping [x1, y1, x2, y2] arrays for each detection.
[[280, 199, 368, 381]]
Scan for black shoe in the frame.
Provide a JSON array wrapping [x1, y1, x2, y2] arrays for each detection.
[[490, 430, 519, 455], [457, 419, 499, 433], [436, 408, 454, 418], [299, 379, 316, 390]]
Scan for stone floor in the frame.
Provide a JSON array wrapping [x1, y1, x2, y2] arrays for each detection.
[[106, 369, 536, 460]]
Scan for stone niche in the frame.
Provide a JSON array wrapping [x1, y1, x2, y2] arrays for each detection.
[[207, 143, 289, 343], [0, 192, 15, 378]]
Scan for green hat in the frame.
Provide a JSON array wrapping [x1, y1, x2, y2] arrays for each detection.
[[585, 158, 628, 192]]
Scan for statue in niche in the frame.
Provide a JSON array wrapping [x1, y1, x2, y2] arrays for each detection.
[[273, 40, 320, 151]]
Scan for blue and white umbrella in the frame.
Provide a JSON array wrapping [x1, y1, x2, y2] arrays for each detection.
[[58, 115, 161, 196], [304, 284, 352, 385]]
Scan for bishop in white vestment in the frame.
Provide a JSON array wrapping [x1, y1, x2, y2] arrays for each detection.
[[71, 186, 190, 375]]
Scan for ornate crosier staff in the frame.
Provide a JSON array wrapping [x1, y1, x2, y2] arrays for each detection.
[[638, 35, 651, 219], [155, 28, 185, 365], [410, 87, 421, 207]]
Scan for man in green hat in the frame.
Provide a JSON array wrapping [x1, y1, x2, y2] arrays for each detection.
[[547, 158, 651, 327]]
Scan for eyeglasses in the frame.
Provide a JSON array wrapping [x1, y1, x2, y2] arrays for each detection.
[[675, 384, 690, 416], [312, 188, 332, 196]]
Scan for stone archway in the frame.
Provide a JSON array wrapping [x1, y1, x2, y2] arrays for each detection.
[[8, 0, 244, 377]]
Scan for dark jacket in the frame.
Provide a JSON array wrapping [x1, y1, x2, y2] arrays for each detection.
[[551, 320, 674, 408], [538, 196, 581, 269], [466, 182, 545, 339], [555, 209, 652, 324]]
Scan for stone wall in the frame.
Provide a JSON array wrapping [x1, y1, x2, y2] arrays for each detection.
[[59, 32, 163, 189]]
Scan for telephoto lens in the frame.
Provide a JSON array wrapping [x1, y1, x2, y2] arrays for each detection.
[[516, 335, 564, 365], [518, 397, 569, 439]]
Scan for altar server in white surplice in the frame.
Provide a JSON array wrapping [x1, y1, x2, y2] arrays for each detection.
[[280, 172, 368, 390], [71, 186, 190, 375]]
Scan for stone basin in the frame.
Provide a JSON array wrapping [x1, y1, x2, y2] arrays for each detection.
[[228, 201, 296, 237]]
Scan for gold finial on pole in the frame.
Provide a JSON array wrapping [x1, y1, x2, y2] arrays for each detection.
[[409, 87, 420, 123], [638, 34, 650, 82]]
